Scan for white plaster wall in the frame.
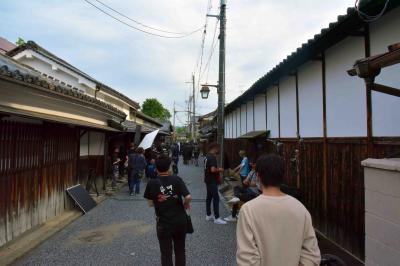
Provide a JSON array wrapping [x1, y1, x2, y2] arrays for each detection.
[[234, 109, 239, 138], [224, 116, 228, 138], [370, 7, 400, 137], [279, 76, 297, 138], [89, 131, 105, 156], [254, 94, 266, 131], [80, 131, 105, 156], [325, 37, 367, 137], [298, 61, 324, 137], [240, 104, 247, 136], [267, 86, 279, 138], [80, 131, 89, 156], [247, 100, 254, 132]]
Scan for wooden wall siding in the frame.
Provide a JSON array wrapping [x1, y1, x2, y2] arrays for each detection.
[[326, 141, 367, 259], [300, 141, 324, 231], [0, 121, 78, 247], [280, 140, 298, 187]]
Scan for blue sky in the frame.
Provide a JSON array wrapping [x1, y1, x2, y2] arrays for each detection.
[[0, 0, 354, 125]]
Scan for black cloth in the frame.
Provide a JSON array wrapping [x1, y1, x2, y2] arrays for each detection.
[[144, 175, 190, 225], [204, 153, 218, 184], [206, 183, 220, 219], [157, 222, 186, 266]]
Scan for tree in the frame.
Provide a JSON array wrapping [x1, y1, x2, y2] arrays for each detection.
[[141, 98, 171, 121], [16, 37, 25, 46]]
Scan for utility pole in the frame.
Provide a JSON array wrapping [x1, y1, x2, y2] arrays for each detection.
[[218, 0, 226, 166], [192, 74, 196, 141]]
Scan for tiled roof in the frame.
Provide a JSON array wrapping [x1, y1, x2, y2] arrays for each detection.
[[225, 0, 400, 114], [0, 37, 16, 54], [0, 53, 126, 119], [7, 41, 140, 109]]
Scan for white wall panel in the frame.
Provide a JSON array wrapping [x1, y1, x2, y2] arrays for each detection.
[[325, 37, 366, 137], [254, 95, 266, 131], [247, 100, 254, 132], [240, 104, 247, 136], [235, 109, 240, 138], [267, 86, 279, 138], [298, 61, 324, 137], [370, 7, 400, 137], [279, 76, 297, 138]]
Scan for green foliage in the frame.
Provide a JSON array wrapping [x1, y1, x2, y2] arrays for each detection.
[[175, 126, 187, 135], [141, 98, 171, 121], [16, 37, 25, 46]]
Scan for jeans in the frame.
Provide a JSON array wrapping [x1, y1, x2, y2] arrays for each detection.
[[128, 173, 141, 194], [157, 222, 186, 266], [206, 183, 220, 219], [112, 165, 119, 187]]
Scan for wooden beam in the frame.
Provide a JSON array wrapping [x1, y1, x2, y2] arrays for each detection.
[[365, 24, 373, 157], [373, 83, 400, 97]]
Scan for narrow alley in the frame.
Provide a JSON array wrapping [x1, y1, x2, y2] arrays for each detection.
[[14, 162, 237, 266]]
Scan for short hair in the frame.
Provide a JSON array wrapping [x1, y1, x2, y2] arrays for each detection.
[[208, 142, 220, 152], [156, 154, 171, 172], [256, 154, 284, 187], [136, 147, 144, 154], [239, 150, 246, 157]]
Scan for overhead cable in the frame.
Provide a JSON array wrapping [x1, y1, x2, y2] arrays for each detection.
[[83, 0, 202, 38], [355, 0, 390, 22], [93, 0, 202, 35]]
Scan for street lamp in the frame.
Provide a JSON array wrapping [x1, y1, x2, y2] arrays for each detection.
[[200, 86, 210, 99]]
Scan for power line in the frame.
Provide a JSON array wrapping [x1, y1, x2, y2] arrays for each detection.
[[354, 0, 390, 22], [201, 20, 219, 82], [83, 0, 203, 38], [93, 0, 202, 35]]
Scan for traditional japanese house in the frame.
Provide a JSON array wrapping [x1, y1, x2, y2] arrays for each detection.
[[0, 53, 126, 247], [223, 1, 400, 261], [5, 41, 162, 187]]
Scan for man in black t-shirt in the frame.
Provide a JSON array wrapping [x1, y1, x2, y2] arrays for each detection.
[[144, 154, 192, 266], [204, 142, 227, 225]]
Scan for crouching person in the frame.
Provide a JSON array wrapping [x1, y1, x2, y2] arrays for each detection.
[[144, 154, 192, 266], [236, 154, 321, 266]]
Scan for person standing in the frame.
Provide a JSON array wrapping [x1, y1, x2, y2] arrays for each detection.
[[111, 148, 121, 189], [233, 150, 250, 182], [128, 147, 147, 196], [144, 154, 192, 266], [204, 142, 227, 225], [236, 154, 321, 266]]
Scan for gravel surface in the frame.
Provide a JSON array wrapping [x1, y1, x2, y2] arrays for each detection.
[[15, 159, 237, 266]]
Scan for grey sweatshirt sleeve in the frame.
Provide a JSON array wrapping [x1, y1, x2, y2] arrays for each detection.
[[299, 211, 321, 266]]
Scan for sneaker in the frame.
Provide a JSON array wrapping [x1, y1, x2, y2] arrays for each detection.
[[224, 215, 237, 222], [214, 217, 227, 225], [206, 215, 215, 221], [129, 192, 133, 196], [228, 197, 240, 204]]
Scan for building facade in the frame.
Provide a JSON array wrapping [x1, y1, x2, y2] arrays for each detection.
[[224, 2, 400, 261]]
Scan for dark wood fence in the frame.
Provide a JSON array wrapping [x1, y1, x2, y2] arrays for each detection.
[[224, 136, 400, 260], [0, 121, 78, 247]]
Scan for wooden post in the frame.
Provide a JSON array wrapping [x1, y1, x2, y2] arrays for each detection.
[[322, 52, 328, 234], [364, 24, 373, 157]]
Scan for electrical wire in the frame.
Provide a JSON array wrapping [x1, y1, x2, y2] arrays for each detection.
[[355, 0, 390, 22], [93, 0, 203, 35], [201, 20, 219, 82], [83, 0, 203, 38]]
